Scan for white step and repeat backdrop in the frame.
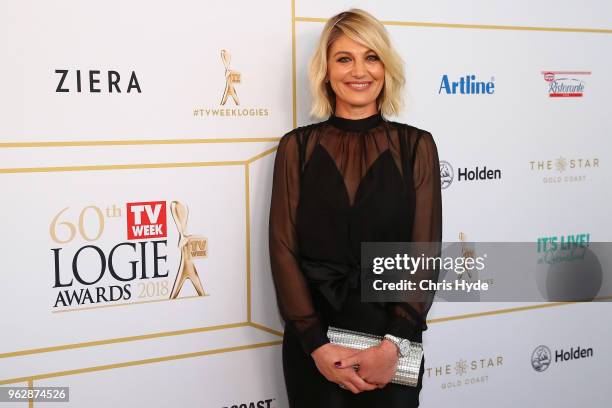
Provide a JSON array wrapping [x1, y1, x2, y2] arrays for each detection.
[[1, 0, 611, 407]]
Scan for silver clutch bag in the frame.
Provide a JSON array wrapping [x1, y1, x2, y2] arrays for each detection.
[[327, 326, 423, 387]]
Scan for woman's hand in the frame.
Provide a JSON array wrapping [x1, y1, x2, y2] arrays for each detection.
[[337, 339, 399, 388], [310, 343, 379, 394]]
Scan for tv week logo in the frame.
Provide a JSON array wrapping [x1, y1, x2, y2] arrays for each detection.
[[126, 201, 167, 240]]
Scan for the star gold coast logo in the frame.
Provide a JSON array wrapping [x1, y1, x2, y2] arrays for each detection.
[[50, 200, 207, 311], [193, 49, 269, 118], [529, 156, 599, 184], [426, 353, 504, 391]]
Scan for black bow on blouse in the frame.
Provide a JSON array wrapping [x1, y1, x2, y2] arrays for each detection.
[[299, 258, 361, 311], [299, 258, 428, 332]]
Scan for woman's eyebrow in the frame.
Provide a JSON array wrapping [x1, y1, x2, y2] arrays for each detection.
[[332, 50, 353, 57], [332, 49, 374, 57]]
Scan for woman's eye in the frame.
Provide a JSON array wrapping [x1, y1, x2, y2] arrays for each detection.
[[337, 57, 351, 63], [367, 55, 380, 61]]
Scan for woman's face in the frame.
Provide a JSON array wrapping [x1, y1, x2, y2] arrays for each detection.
[[327, 34, 385, 115]]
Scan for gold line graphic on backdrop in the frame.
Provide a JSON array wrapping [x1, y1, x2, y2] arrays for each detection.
[[52, 295, 203, 314], [0, 322, 250, 359], [0, 340, 283, 386], [248, 321, 283, 337], [0, 138, 280, 149], [295, 16, 612, 34], [428, 297, 612, 324], [291, 0, 297, 128], [0, 160, 244, 174], [247, 146, 278, 164], [28, 378, 34, 408], [245, 164, 253, 322]]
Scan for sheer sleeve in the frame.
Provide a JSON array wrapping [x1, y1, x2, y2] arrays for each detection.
[[269, 130, 329, 355], [385, 130, 443, 340]]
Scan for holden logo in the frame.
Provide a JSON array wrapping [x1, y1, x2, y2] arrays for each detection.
[[531, 345, 552, 372], [440, 160, 454, 189]]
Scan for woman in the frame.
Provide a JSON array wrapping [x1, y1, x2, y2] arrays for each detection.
[[269, 8, 442, 407]]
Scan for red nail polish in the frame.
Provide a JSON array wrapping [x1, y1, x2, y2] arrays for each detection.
[[334, 361, 341, 367]]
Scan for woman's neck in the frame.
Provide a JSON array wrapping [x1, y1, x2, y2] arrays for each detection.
[[334, 100, 378, 120]]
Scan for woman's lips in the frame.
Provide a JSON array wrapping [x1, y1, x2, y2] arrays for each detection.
[[344, 81, 372, 91]]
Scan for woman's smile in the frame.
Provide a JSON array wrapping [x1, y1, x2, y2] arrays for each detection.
[[344, 81, 373, 91]]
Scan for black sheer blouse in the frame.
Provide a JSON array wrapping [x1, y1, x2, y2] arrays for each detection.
[[269, 112, 442, 355]]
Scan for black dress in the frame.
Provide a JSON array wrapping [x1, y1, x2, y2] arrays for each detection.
[[268, 112, 442, 407]]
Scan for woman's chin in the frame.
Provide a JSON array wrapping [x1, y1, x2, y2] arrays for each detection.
[[337, 98, 378, 110]]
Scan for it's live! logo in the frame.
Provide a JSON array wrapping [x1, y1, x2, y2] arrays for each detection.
[[127, 201, 167, 240]]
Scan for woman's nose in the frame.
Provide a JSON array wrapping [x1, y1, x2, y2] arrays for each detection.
[[351, 59, 366, 77]]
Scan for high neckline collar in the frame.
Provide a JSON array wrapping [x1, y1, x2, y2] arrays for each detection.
[[328, 112, 383, 132]]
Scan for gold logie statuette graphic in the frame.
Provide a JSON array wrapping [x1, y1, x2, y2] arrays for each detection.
[[459, 232, 475, 279], [220, 49, 241, 106], [192, 49, 269, 117], [170, 201, 208, 299]]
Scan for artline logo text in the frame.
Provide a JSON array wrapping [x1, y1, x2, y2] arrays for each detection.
[[438, 75, 495, 95]]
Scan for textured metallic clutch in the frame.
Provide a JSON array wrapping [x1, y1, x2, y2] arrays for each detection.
[[327, 326, 423, 387]]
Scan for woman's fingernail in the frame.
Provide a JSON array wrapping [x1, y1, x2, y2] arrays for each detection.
[[334, 361, 341, 367]]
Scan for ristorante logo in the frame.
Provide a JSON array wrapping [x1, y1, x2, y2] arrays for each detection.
[[50, 200, 207, 311], [541, 71, 590, 97], [438, 74, 495, 95], [55, 69, 142, 93], [193, 49, 269, 118], [529, 156, 599, 184]]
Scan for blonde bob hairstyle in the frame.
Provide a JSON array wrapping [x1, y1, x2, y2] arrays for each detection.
[[308, 8, 405, 119]]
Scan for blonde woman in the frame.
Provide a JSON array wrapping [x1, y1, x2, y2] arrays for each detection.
[[269, 9, 442, 407]]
